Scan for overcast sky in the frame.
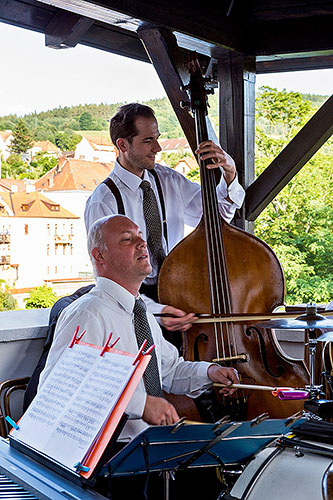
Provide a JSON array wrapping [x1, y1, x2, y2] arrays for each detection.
[[1, 21, 332, 117]]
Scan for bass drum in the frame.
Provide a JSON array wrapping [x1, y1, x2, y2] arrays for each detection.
[[228, 441, 333, 500]]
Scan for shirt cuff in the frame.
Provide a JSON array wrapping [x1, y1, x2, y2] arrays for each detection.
[[125, 389, 147, 419], [227, 176, 245, 207]]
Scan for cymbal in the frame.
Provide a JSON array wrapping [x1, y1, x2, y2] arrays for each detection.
[[256, 312, 333, 330]]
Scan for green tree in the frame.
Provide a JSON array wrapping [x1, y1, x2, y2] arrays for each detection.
[[10, 119, 33, 155], [1, 153, 26, 178], [55, 132, 82, 151], [256, 86, 313, 139], [0, 290, 17, 311], [25, 285, 58, 309], [254, 88, 333, 304], [160, 150, 192, 168], [28, 151, 58, 179], [79, 112, 95, 130]]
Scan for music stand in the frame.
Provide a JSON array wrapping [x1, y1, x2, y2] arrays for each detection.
[[106, 417, 305, 500]]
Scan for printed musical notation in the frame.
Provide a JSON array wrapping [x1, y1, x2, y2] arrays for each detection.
[[10, 343, 136, 470]]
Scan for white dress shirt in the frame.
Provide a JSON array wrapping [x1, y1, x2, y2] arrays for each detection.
[[84, 161, 245, 284], [38, 277, 213, 441]]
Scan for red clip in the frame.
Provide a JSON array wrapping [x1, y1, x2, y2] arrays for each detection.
[[143, 344, 155, 356], [132, 339, 147, 365], [69, 326, 80, 348], [100, 332, 113, 356], [110, 336, 120, 349]]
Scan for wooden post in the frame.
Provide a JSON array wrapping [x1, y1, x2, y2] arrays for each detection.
[[218, 53, 256, 231], [138, 26, 197, 154]]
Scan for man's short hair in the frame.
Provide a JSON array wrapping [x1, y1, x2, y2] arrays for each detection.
[[110, 103, 156, 146], [87, 216, 109, 275]]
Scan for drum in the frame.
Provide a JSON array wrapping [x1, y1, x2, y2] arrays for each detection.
[[228, 439, 333, 500]]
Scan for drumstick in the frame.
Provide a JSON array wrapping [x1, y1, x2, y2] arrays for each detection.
[[214, 383, 289, 391]]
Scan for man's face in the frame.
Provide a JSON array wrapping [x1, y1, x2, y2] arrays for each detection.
[[120, 117, 162, 176], [100, 216, 152, 286]]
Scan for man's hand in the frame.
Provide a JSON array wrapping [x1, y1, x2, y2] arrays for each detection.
[[143, 395, 179, 425], [161, 305, 196, 332], [196, 140, 236, 186], [207, 365, 239, 396]]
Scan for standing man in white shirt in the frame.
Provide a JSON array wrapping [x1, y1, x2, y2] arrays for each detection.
[[84, 103, 245, 333], [39, 215, 239, 441]]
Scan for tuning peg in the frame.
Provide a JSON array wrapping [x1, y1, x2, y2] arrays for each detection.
[[180, 84, 190, 91], [180, 100, 191, 109]]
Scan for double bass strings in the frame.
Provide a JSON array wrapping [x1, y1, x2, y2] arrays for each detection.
[[200, 141, 237, 367]]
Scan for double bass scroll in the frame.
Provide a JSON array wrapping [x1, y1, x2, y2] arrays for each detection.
[[158, 54, 309, 421]]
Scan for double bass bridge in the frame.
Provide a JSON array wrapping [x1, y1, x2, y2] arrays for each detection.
[[212, 353, 249, 364]]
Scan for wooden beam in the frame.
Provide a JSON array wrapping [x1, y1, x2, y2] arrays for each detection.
[[252, 16, 333, 55], [256, 54, 333, 73], [36, 0, 245, 53], [218, 53, 256, 231], [138, 27, 197, 154], [80, 22, 149, 62], [45, 10, 94, 48], [246, 95, 333, 221]]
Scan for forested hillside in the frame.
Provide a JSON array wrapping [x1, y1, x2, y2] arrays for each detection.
[[0, 92, 327, 145]]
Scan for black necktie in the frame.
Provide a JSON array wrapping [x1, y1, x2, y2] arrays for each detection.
[[133, 297, 163, 397], [140, 180, 166, 270]]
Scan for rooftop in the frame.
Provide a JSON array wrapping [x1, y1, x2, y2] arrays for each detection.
[[34, 158, 114, 191], [0, 191, 78, 218]]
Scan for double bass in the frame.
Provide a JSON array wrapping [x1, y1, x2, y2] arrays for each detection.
[[158, 58, 309, 421]]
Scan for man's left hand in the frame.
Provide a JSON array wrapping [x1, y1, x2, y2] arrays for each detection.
[[207, 365, 239, 396], [161, 305, 196, 332], [195, 140, 236, 186]]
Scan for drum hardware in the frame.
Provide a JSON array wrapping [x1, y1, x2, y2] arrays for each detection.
[[284, 410, 305, 426], [257, 302, 333, 401], [250, 413, 269, 427], [213, 415, 231, 432], [255, 302, 333, 331], [303, 399, 333, 419], [170, 416, 187, 434], [277, 435, 333, 460]]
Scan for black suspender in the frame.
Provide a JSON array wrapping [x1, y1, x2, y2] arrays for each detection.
[[149, 169, 168, 251], [102, 177, 125, 215], [102, 170, 168, 250]]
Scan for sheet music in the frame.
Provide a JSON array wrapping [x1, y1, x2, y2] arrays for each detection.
[[11, 343, 135, 470]]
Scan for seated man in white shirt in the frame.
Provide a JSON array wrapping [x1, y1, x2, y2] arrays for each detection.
[[39, 214, 239, 439], [84, 103, 245, 334]]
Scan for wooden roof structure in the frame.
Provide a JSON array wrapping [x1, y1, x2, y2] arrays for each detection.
[[0, 0, 332, 229]]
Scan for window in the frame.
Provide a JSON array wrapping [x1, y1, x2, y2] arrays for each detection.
[[47, 224, 50, 236], [55, 224, 58, 235], [70, 245, 73, 255], [47, 266, 50, 274], [55, 266, 58, 274], [24, 224, 28, 235], [63, 245, 66, 256], [70, 224, 74, 236], [55, 244, 58, 256], [47, 244, 50, 256]]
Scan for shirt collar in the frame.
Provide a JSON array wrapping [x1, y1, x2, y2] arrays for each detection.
[[112, 159, 151, 193], [96, 276, 135, 314]]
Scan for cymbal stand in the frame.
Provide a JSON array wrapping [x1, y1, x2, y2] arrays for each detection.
[[305, 327, 325, 399]]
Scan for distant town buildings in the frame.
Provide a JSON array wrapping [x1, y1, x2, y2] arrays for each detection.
[[0, 131, 60, 164], [0, 189, 80, 290], [74, 135, 117, 163], [0, 129, 196, 304], [174, 157, 198, 175]]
